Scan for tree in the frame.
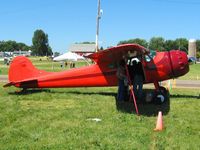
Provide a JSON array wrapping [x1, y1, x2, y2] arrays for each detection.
[[149, 37, 165, 51], [17, 42, 30, 51], [196, 40, 200, 59], [174, 38, 188, 53], [196, 40, 200, 52], [0, 40, 30, 52], [164, 40, 177, 51], [118, 38, 148, 47], [100, 46, 104, 50], [54, 52, 60, 57], [197, 51, 200, 59], [32, 29, 52, 56]]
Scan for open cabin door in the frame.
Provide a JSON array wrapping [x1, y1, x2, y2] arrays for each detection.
[[127, 56, 146, 83]]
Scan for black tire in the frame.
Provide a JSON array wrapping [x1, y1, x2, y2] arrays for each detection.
[[153, 86, 169, 105]]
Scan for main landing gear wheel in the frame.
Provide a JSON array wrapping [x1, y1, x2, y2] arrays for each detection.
[[153, 86, 169, 105]]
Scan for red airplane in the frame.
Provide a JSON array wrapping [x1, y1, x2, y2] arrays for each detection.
[[4, 44, 189, 104]]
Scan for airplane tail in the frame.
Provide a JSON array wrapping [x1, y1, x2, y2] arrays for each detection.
[[4, 56, 48, 87]]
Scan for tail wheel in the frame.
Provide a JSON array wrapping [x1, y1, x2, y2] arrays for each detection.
[[154, 86, 169, 105]]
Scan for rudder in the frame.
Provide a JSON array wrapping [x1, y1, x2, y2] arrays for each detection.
[[8, 56, 45, 82]]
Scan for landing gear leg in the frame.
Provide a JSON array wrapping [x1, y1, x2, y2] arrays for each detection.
[[153, 82, 169, 105]]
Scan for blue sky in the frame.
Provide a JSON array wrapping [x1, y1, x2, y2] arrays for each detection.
[[0, 0, 200, 53]]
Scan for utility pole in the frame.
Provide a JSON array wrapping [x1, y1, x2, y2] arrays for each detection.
[[95, 0, 101, 52]]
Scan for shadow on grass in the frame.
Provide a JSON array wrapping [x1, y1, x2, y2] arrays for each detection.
[[67, 89, 171, 116], [115, 99, 170, 116], [64, 91, 117, 97], [116, 88, 171, 116], [8, 89, 51, 95], [7, 88, 117, 97], [116, 91, 200, 116]]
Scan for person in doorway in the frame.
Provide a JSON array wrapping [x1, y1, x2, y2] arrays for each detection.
[[133, 59, 144, 101], [116, 59, 128, 101]]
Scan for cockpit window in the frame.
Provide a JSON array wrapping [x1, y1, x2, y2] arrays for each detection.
[[145, 50, 156, 62]]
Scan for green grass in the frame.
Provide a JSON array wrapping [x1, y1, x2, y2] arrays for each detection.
[[0, 84, 199, 149], [0, 64, 9, 75], [178, 63, 200, 80]]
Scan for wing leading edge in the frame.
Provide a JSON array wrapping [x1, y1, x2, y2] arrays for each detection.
[[86, 44, 149, 64]]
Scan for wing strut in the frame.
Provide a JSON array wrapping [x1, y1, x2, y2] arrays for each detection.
[[125, 64, 139, 115]]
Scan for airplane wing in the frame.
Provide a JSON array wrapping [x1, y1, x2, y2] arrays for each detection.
[[86, 44, 149, 63]]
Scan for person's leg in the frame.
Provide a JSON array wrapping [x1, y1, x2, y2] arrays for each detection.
[[133, 75, 140, 98], [123, 85, 129, 101], [137, 76, 143, 100], [117, 79, 125, 101]]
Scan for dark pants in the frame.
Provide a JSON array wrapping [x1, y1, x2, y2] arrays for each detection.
[[117, 79, 128, 101], [133, 74, 143, 100]]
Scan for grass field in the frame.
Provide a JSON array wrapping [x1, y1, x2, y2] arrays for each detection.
[[0, 56, 200, 149], [0, 84, 199, 149], [179, 63, 200, 80]]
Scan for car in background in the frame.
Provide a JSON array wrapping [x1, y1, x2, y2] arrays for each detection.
[[188, 56, 197, 64]]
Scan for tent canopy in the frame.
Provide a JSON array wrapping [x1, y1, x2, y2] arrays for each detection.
[[53, 52, 85, 61]]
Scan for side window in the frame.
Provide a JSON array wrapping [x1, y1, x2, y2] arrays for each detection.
[[145, 55, 152, 62], [144, 50, 156, 62]]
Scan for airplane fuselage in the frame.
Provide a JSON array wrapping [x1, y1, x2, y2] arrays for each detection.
[[12, 50, 189, 89]]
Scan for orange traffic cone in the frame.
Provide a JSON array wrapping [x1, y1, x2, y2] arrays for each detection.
[[154, 111, 163, 131]]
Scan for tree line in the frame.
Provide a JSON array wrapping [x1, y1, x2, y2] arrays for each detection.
[[0, 30, 200, 58], [0, 41, 30, 52], [118, 37, 200, 58], [0, 29, 52, 56]]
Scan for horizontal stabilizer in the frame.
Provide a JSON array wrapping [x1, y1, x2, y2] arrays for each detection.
[[4, 79, 39, 88], [3, 82, 16, 87]]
